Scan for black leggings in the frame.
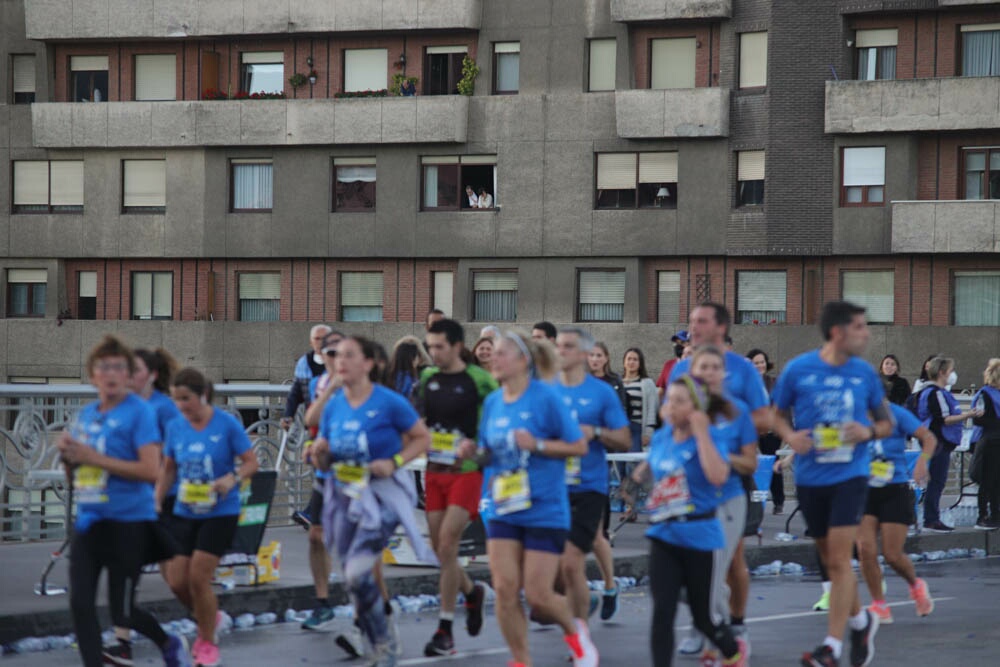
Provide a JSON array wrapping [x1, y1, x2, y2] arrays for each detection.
[[648, 538, 738, 666], [977, 442, 1000, 521], [759, 433, 785, 507], [70, 521, 167, 667]]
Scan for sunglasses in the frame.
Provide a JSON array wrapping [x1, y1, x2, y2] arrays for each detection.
[[322, 348, 338, 357]]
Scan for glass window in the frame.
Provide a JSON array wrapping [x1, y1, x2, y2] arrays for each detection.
[[736, 150, 765, 207], [425, 46, 467, 95], [7, 269, 46, 318], [333, 158, 376, 212], [473, 272, 517, 321], [578, 270, 626, 322], [341, 272, 384, 322], [344, 49, 388, 92], [238, 273, 280, 322], [595, 152, 678, 209], [736, 271, 786, 324], [12, 54, 36, 104], [12, 160, 84, 213], [954, 271, 1000, 326], [134, 54, 176, 101], [961, 26, 1000, 77], [842, 270, 894, 324], [421, 156, 497, 211], [433, 271, 454, 316], [131, 272, 172, 320], [78, 271, 97, 320], [650, 38, 696, 89], [241, 52, 284, 94], [493, 42, 520, 94], [855, 29, 897, 80], [588, 39, 616, 92], [122, 160, 166, 213], [842, 146, 886, 206], [739, 32, 768, 89], [231, 159, 273, 211], [70, 55, 108, 102], [657, 271, 681, 324], [963, 148, 1000, 200]]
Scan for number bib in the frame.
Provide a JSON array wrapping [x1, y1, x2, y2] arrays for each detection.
[[813, 425, 853, 464], [334, 463, 370, 500], [74, 465, 109, 504], [428, 432, 460, 466], [565, 457, 582, 486], [492, 470, 532, 516], [178, 480, 217, 512], [646, 469, 694, 523], [869, 459, 895, 488]]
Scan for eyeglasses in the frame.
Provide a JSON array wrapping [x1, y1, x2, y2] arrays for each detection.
[[95, 361, 128, 373], [322, 348, 338, 358]]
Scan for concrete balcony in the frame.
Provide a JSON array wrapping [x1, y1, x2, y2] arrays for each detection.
[[610, 0, 732, 21], [24, 0, 482, 40], [891, 200, 1000, 253], [825, 77, 1000, 134], [31, 97, 469, 148], [615, 88, 729, 138]]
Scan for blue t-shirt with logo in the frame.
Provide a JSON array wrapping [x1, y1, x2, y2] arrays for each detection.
[[553, 375, 630, 496], [869, 403, 923, 486], [164, 408, 253, 519], [711, 397, 758, 502], [147, 389, 183, 498], [73, 393, 160, 530], [669, 351, 769, 413], [478, 380, 584, 530], [319, 384, 419, 463], [771, 350, 887, 486], [645, 424, 729, 551]]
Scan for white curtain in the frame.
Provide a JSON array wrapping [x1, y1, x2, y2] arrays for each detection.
[[496, 53, 520, 92], [955, 273, 1000, 325], [963, 30, 1000, 76], [233, 163, 273, 209]]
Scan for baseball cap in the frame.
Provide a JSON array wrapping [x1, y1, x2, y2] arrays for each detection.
[[671, 330, 689, 343]]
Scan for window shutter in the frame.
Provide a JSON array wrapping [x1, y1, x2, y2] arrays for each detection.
[[79, 271, 97, 298], [739, 32, 768, 88], [842, 271, 894, 323], [70, 56, 108, 71], [954, 271, 1000, 326], [650, 38, 696, 89], [737, 272, 786, 312], [589, 39, 616, 92], [134, 54, 176, 101], [843, 147, 885, 187], [427, 46, 468, 55], [961, 23, 1000, 32], [336, 166, 376, 182], [639, 152, 678, 184], [241, 51, 283, 64], [460, 155, 497, 165], [133, 272, 152, 317], [7, 269, 47, 283], [334, 157, 376, 166], [597, 153, 637, 190], [432, 271, 454, 316], [422, 156, 460, 165], [494, 42, 520, 54], [12, 55, 35, 93], [341, 273, 383, 306], [123, 160, 166, 207], [738, 151, 765, 181], [855, 29, 898, 48], [153, 273, 172, 317], [239, 273, 280, 299], [13, 161, 49, 206], [474, 272, 517, 291], [344, 49, 388, 92], [657, 271, 681, 324], [579, 271, 625, 304], [49, 161, 84, 206]]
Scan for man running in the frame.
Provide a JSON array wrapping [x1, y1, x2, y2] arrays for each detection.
[[772, 301, 893, 667], [553, 327, 631, 630], [419, 319, 498, 656]]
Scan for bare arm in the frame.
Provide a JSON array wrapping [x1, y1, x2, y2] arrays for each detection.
[[304, 376, 342, 428], [213, 449, 260, 495], [729, 442, 758, 476], [751, 406, 773, 436], [514, 429, 587, 459], [773, 408, 813, 454], [690, 412, 729, 487], [370, 419, 431, 478], [581, 424, 631, 453], [155, 457, 177, 509]]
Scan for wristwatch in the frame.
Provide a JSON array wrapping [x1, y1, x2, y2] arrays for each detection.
[[594, 426, 604, 439], [535, 439, 546, 453]]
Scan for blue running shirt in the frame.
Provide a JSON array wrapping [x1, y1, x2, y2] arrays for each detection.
[[319, 384, 419, 463], [669, 350, 769, 413], [868, 403, 923, 487]]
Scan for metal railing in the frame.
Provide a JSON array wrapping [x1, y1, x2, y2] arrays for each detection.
[[0, 384, 311, 543]]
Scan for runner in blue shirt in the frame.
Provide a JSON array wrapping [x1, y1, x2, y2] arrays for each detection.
[[553, 327, 630, 631], [632, 375, 748, 667], [457, 330, 597, 667], [160, 368, 258, 667], [771, 301, 894, 667], [57, 335, 189, 667]]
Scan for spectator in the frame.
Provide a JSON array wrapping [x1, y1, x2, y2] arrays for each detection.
[[879, 354, 911, 405], [972, 359, 1000, 530], [281, 325, 332, 430], [747, 348, 785, 514], [911, 354, 940, 395], [465, 186, 478, 208], [724, 334, 734, 350], [389, 336, 432, 402], [654, 330, 689, 398], [619, 347, 658, 520], [532, 321, 557, 342], [588, 341, 629, 410], [479, 325, 501, 341], [472, 336, 494, 373], [477, 188, 494, 209], [425, 309, 445, 331]]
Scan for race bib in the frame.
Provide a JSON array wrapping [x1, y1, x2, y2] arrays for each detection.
[[334, 463, 370, 500], [74, 465, 108, 504], [492, 470, 532, 516], [428, 431, 460, 466], [646, 469, 694, 523], [178, 480, 217, 512], [869, 459, 895, 488], [565, 457, 582, 486], [813, 425, 853, 464]]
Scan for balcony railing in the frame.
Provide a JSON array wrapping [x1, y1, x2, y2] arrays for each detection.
[[31, 97, 470, 148], [891, 200, 1000, 253], [610, 0, 732, 21], [615, 88, 730, 138]]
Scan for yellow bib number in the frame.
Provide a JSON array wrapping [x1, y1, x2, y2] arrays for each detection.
[[429, 432, 459, 466], [565, 457, 582, 485], [813, 425, 853, 464], [179, 480, 217, 510], [334, 463, 370, 500], [869, 460, 895, 488], [492, 470, 532, 516], [74, 465, 108, 504]]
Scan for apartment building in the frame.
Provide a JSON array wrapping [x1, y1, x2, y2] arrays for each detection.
[[1, 0, 1000, 383]]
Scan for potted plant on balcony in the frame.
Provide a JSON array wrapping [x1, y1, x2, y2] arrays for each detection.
[[390, 74, 419, 96], [289, 72, 308, 88], [457, 56, 480, 96]]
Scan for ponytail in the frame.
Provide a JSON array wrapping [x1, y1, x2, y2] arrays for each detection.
[[503, 329, 558, 381], [135, 347, 179, 393], [673, 374, 734, 421]]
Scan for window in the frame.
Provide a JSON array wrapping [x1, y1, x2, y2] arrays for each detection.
[[12, 161, 84, 213], [425, 46, 467, 95], [578, 270, 625, 322], [739, 32, 767, 89], [954, 271, 1000, 326], [238, 273, 280, 322], [241, 52, 284, 94], [657, 271, 681, 324], [134, 54, 176, 101], [842, 146, 885, 206], [70, 55, 108, 102], [961, 24, 1000, 77], [122, 160, 166, 213], [842, 270, 894, 324], [588, 39, 616, 92], [595, 152, 678, 209], [736, 271, 786, 324], [963, 148, 1000, 200], [340, 272, 384, 322], [493, 42, 520, 94], [855, 29, 897, 80], [231, 159, 273, 212], [736, 150, 765, 206], [422, 155, 497, 211], [472, 272, 517, 321], [78, 271, 97, 320], [12, 55, 35, 104], [432, 271, 454, 316], [344, 49, 388, 92], [7, 269, 46, 318], [333, 158, 376, 212], [131, 272, 172, 320], [650, 38, 695, 89]]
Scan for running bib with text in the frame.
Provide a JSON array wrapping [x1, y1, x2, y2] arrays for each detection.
[[869, 459, 895, 488], [178, 480, 217, 512], [646, 470, 694, 523], [565, 457, 582, 486], [492, 470, 532, 516], [813, 425, 853, 464], [428, 431, 460, 466], [334, 463, 370, 500], [74, 465, 108, 504]]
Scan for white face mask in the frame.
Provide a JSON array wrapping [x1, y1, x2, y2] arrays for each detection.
[[947, 371, 958, 387]]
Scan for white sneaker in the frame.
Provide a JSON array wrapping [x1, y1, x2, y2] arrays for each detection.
[[678, 631, 704, 657], [335, 625, 367, 659], [565, 618, 599, 667]]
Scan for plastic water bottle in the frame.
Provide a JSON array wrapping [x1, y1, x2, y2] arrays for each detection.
[[254, 613, 277, 626], [284, 609, 299, 623], [948, 548, 970, 559], [925, 550, 946, 561], [216, 611, 233, 635], [908, 552, 925, 562], [971, 548, 987, 558], [774, 532, 795, 542], [44, 635, 74, 651], [781, 562, 805, 576], [10, 638, 47, 654], [177, 619, 197, 636], [233, 613, 255, 629]]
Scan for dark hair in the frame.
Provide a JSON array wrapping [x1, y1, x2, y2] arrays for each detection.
[[670, 375, 734, 421], [622, 347, 649, 379], [918, 354, 940, 382], [134, 348, 179, 393], [532, 321, 557, 341], [879, 354, 900, 377], [746, 348, 774, 372], [321, 330, 344, 350], [819, 300, 866, 340], [428, 318, 465, 346], [389, 339, 426, 383], [172, 367, 214, 402], [425, 308, 445, 325], [591, 341, 613, 376], [696, 302, 732, 334], [86, 335, 135, 376]]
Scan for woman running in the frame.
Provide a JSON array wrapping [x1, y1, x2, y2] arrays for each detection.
[[160, 368, 259, 667], [57, 335, 189, 667], [458, 330, 597, 667]]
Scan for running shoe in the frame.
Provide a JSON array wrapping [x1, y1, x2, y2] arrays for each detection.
[[291, 510, 312, 530], [678, 632, 704, 656], [867, 601, 893, 625], [191, 638, 220, 667], [848, 609, 879, 667], [423, 629, 456, 657], [301, 605, 336, 631], [731, 625, 750, 658], [910, 578, 934, 617], [465, 581, 487, 636], [699, 649, 721, 667], [101, 640, 133, 666], [923, 520, 953, 533], [812, 590, 830, 612], [160, 634, 192, 667], [722, 638, 750, 667], [334, 625, 366, 659], [773, 504, 784, 515], [600, 586, 619, 621], [564, 619, 599, 667], [974, 518, 998, 531], [801, 644, 838, 667], [588, 591, 601, 618]]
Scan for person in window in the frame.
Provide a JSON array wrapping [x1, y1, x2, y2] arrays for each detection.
[[465, 186, 479, 208], [477, 188, 494, 209], [878, 354, 911, 406]]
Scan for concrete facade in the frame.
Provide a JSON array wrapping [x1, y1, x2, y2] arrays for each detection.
[[892, 200, 1000, 253], [611, 0, 733, 21], [615, 88, 730, 138]]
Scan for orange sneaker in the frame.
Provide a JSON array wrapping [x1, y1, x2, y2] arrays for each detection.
[[868, 600, 893, 624], [910, 578, 934, 617]]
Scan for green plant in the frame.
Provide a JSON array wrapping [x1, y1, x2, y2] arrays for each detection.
[[390, 74, 419, 96], [457, 56, 480, 96], [289, 72, 308, 88]]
